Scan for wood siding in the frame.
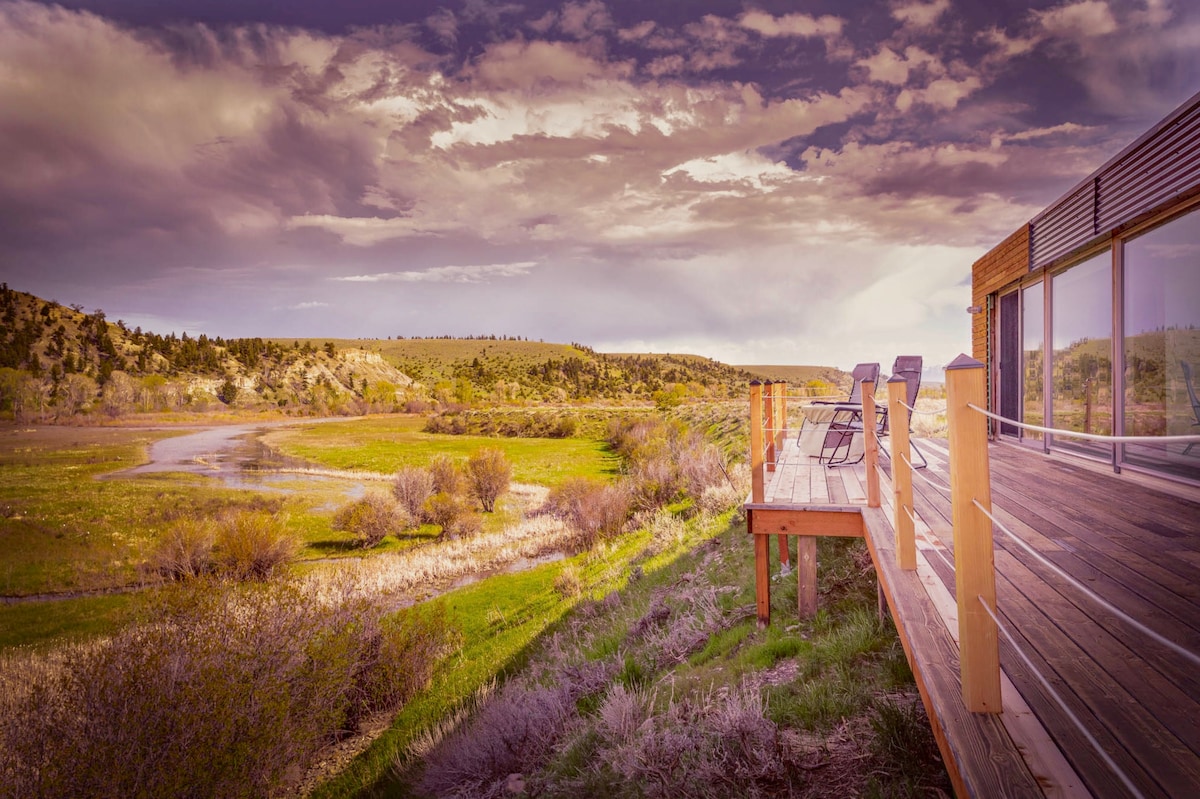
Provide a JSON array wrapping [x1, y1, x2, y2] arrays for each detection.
[[970, 224, 1029, 362]]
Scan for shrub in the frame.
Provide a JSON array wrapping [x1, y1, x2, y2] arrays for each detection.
[[0, 582, 456, 799], [214, 510, 298, 580], [428, 454, 464, 496], [423, 491, 479, 538], [393, 465, 434, 521], [547, 478, 632, 547], [149, 517, 215, 580], [466, 447, 512, 512], [333, 493, 406, 548]]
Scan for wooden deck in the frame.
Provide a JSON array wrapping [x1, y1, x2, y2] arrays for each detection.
[[747, 436, 1200, 799]]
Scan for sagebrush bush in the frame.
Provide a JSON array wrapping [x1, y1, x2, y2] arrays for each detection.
[[0, 581, 456, 799], [149, 517, 216, 579], [393, 465, 434, 521], [333, 492, 406, 548], [466, 447, 511, 512], [214, 510, 298, 580]]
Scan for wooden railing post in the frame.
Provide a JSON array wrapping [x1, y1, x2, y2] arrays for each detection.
[[946, 354, 1000, 714], [764, 381, 776, 473], [769, 381, 791, 571], [749, 381, 770, 628], [888, 376, 916, 570], [862, 379, 880, 508], [776, 381, 788, 441]]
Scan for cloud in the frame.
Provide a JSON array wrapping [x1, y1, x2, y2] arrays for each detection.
[[558, 0, 613, 39], [289, 301, 330, 310], [1034, 0, 1118, 38], [334, 262, 538, 283], [891, 0, 951, 30], [737, 10, 844, 38]]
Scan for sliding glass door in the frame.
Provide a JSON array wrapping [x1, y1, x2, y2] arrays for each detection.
[[1050, 251, 1112, 458], [1122, 208, 1200, 482]]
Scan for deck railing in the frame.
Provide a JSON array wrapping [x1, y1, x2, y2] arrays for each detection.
[[887, 355, 1200, 798]]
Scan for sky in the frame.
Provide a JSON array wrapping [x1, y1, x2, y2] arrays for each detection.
[[1, 1, 1197, 372]]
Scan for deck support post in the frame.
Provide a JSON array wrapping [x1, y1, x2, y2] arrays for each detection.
[[862, 380, 881, 509], [946, 355, 1001, 714], [749, 381, 770, 628], [888, 376, 916, 570], [797, 536, 817, 618]]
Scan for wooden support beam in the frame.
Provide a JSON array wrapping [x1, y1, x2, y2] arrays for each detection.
[[946, 354, 1001, 714], [748, 507, 863, 537], [798, 536, 817, 618], [888, 376, 917, 570], [863, 380, 881, 508]]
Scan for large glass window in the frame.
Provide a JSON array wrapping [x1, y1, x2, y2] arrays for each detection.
[[1122, 208, 1200, 481], [1022, 282, 1044, 441], [1051, 251, 1113, 458]]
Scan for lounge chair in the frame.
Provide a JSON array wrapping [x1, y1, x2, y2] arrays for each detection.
[[796, 362, 880, 465], [877, 355, 928, 469], [1184, 361, 1200, 456]]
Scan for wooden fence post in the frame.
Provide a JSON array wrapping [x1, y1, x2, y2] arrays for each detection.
[[946, 354, 1000, 714], [749, 381, 770, 628], [888, 376, 916, 570], [862, 379, 880, 509]]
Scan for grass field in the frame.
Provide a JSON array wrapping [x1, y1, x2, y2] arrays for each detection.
[[263, 416, 619, 487]]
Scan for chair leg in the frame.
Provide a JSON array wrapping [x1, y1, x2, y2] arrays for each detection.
[[910, 438, 928, 469]]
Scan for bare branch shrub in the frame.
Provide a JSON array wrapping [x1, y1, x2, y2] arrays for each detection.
[[148, 517, 215, 580], [214, 510, 298, 580], [428, 454, 464, 496], [333, 492, 406, 548], [392, 465, 434, 521], [465, 447, 511, 512], [423, 491, 479, 538], [546, 477, 632, 547]]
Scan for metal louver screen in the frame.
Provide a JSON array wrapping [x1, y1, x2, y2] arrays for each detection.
[[1030, 96, 1200, 270]]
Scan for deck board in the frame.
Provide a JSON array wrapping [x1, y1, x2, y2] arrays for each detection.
[[752, 436, 1200, 799]]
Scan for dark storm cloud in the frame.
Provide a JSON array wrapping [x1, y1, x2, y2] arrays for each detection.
[[1, 0, 1197, 368]]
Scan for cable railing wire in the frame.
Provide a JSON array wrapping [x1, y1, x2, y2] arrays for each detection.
[[972, 499, 1200, 669], [977, 596, 1147, 799], [967, 404, 1200, 445], [902, 453, 952, 495], [900, 400, 948, 416], [927, 542, 956, 575]]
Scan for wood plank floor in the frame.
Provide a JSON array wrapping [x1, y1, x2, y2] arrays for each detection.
[[760, 436, 1200, 799]]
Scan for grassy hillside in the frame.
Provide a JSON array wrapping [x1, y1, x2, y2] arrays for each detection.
[[1, 284, 836, 420], [736, 364, 847, 386]]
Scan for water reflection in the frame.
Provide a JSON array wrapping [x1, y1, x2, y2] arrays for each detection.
[[120, 421, 366, 497]]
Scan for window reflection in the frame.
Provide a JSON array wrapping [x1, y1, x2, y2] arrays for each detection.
[[1051, 252, 1113, 457], [1022, 282, 1044, 441], [1123, 209, 1200, 481]]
